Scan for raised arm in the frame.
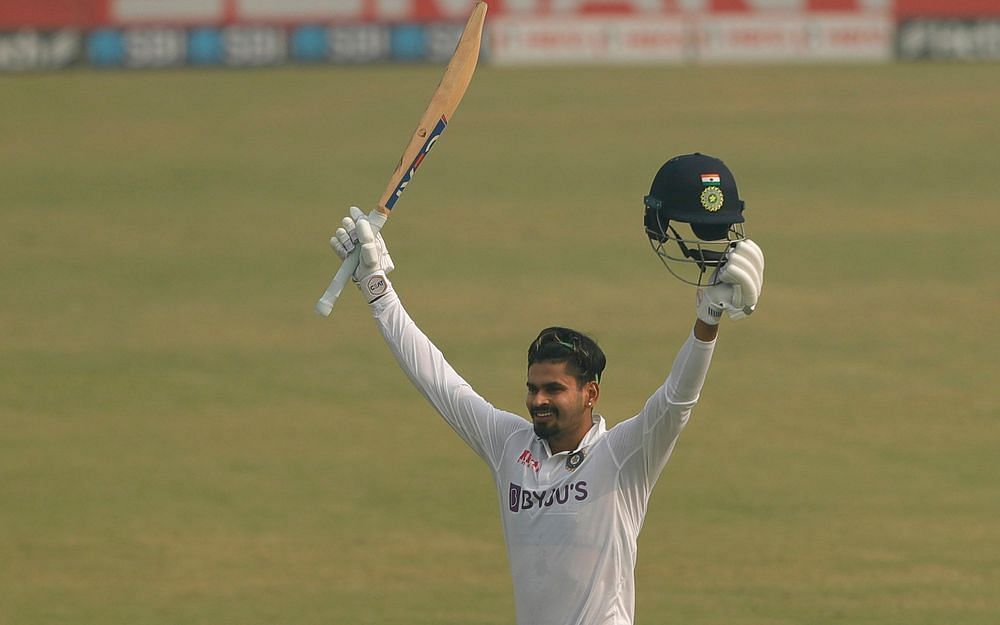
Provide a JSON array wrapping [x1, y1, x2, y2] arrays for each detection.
[[327, 207, 526, 469], [609, 240, 765, 487]]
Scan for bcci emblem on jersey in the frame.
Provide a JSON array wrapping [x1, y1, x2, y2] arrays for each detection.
[[565, 449, 585, 472]]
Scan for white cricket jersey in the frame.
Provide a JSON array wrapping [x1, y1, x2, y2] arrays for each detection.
[[371, 292, 715, 625]]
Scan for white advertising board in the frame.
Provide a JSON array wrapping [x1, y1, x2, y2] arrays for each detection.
[[490, 17, 688, 65], [491, 13, 892, 64]]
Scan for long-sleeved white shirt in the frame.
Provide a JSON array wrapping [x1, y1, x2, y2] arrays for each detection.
[[370, 291, 715, 625]]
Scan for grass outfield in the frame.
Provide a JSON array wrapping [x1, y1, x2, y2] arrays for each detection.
[[1, 63, 997, 624]]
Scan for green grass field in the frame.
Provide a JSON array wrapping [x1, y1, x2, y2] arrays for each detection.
[[1, 63, 998, 624]]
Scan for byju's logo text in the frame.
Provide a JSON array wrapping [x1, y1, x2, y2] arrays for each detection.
[[508, 481, 588, 512]]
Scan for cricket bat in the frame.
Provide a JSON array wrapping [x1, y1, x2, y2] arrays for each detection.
[[315, 1, 488, 317]]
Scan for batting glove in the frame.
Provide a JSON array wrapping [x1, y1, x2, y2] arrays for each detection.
[[696, 239, 765, 325], [330, 206, 394, 303]]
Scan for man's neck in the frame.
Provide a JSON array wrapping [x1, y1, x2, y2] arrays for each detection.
[[547, 418, 594, 454]]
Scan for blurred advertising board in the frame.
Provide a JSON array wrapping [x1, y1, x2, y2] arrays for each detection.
[[488, 12, 893, 65], [897, 19, 1000, 59], [73, 22, 468, 68], [693, 13, 893, 63], [0, 1, 899, 26], [1, 1, 998, 70], [896, 0, 1000, 59], [0, 0, 477, 69], [0, 30, 82, 70], [488, 17, 688, 65]]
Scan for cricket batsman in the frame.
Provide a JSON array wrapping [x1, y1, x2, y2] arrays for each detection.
[[329, 153, 765, 625]]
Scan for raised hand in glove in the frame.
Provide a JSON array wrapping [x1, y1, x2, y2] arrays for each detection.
[[696, 239, 765, 325], [330, 206, 394, 303]]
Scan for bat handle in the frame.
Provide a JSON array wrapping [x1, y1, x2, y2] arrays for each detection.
[[315, 251, 360, 317], [315, 210, 386, 318]]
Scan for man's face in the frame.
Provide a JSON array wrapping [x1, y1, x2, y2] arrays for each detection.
[[525, 360, 596, 451]]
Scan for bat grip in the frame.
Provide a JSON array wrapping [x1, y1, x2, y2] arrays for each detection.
[[315, 250, 360, 317], [315, 210, 385, 318]]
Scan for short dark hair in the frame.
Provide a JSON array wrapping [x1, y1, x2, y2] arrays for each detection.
[[527, 326, 606, 387]]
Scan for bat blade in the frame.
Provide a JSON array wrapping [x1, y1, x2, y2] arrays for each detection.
[[382, 115, 448, 212], [315, 1, 487, 317], [378, 3, 487, 214]]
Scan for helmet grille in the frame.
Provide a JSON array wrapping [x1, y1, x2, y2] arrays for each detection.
[[648, 213, 746, 286]]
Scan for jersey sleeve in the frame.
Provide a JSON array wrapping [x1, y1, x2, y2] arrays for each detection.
[[606, 331, 716, 492], [369, 292, 527, 472]]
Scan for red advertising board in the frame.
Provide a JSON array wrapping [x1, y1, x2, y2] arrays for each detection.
[[895, 1, 1000, 17], [0, 0, 107, 28], [0, 1, 925, 28], [3, 1, 1000, 28]]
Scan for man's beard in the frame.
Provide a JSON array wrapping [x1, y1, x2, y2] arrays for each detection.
[[531, 408, 559, 439], [533, 419, 559, 439]]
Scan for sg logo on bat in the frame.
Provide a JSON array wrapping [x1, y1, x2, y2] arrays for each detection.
[[385, 115, 449, 210]]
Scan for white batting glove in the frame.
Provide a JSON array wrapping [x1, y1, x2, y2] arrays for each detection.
[[330, 206, 394, 277], [330, 206, 394, 303], [696, 239, 765, 325]]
